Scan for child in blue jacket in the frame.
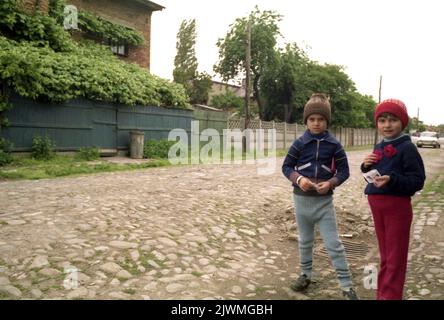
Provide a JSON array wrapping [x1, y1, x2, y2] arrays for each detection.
[[282, 93, 358, 300]]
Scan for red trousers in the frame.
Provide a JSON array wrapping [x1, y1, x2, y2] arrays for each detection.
[[368, 195, 413, 300]]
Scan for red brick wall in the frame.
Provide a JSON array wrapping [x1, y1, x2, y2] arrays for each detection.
[[67, 0, 153, 70], [19, 0, 49, 15]]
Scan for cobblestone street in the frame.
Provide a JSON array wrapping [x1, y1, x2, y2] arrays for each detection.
[[0, 148, 443, 300]]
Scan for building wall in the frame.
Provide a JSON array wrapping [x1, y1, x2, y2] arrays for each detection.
[[19, 0, 155, 70], [208, 81, 245, 102], [19, 0, 49, 14], [68, 0, 153, 70]]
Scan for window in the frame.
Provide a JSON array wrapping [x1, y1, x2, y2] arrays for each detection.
[[107, 39, 129, 56]]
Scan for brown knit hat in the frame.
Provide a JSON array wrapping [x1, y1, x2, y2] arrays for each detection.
[[303, 93, 331, 125]]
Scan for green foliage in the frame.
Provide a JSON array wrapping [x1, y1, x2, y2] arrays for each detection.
[[214, 6, 282, 118], [189, 72, 212, 105], [143, 140, 176, 159], [0, 0, 75, 52], [408, 117, 427, 133], [210, 90, 244, 111], [31, 135, 55, 160], [261, 43, 310, 122], [261, 43, 377, 127], [48, 0, 65, 25], [0, 137, 13, 166], [77, 147, 100, 161], [78, 10, 144, 46], [0, 1, 189, 108], [0, 36, 190, 107], [173, 19, 198, 84], [173, 19, 211, 105], [0, 155, 171, 180]]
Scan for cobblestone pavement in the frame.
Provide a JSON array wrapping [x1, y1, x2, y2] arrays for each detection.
[[406, 173, 444, 300], [0, 148, 442, 300]]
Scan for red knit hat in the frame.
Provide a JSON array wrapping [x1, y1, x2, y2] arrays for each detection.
[[374, 99, 409, 129]]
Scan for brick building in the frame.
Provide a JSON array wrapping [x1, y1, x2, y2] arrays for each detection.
[[20, 0, 164, 70], [208, 80, 245, 101]]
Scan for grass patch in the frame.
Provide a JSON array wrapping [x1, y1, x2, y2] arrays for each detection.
[[255, 287, 266, 294], [191, 271, 203, 277], [139, 252, 165, 270], [215, 261, 228, 269], [121, 257, 140, 277], [0, 292, 9, 299], [406, 283, 419, 296], [123, 288, 136, 295], [0, 154, 170, 181], [413, 174, 444, 207], [12, 283, 29, 296], [30, 276, 41, 285]]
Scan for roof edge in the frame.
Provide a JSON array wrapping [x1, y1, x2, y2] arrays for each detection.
[[132, 0, 164, 11]]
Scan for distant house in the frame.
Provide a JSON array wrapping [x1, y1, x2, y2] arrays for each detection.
[[208, 80, 258, 115], [208, 80, 245, 102], [21, 0, 164, 70]]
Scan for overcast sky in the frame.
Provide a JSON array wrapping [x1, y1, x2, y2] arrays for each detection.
[[150, 0, 444, 126]]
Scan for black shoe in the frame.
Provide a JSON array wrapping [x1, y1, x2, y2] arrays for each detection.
[[342, 288, 359, 300], [290, 274, 311, 292]]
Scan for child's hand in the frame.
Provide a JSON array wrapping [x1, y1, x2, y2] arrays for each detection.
[[299, 178, 315, 192], [373, 175, 390, 188], [316, 181, 331, 194], [363, 154, 379, 168]]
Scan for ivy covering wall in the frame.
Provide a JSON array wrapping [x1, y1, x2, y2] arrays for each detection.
[[0, 0, 189, 113]]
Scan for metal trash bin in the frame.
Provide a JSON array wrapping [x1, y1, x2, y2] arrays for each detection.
[[129, 131, 144, 159]]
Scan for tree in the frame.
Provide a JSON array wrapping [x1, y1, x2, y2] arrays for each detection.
[[188, 72, 212, 105], [209, 90, 244, 112], [261, 43, 311, 122], [261, 44, 377, 127], [173, 19, 198, 85], [214, 6, 282, 120], [173, 19, 212, 105], [407, 117, 427, 132]]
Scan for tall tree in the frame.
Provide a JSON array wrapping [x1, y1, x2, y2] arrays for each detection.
[[173, 19, 198, 86], [173, 19, 212, 105], [261, 44, 377, 127], [214, 6, 282, 120], [261, 43, 311, 122], [189, 71, 212, 105]]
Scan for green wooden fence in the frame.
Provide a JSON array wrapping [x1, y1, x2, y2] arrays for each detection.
[[1, 95, 229, 153]]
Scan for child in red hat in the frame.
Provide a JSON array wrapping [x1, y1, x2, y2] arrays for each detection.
[[361, 99, 426, 300]]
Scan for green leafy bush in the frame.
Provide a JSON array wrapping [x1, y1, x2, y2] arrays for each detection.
[[77, 147, 100, 161], [210, 90, 244, 111], [143, 140, 177, 159], [31, 135, 55, 160], [0, 0, 190, 108], [78, 10, 144, 46], [0, 137, 13, 166]]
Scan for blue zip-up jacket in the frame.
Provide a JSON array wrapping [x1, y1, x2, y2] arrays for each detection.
[[361, 135, 425, 197], [282, 130, 350, 196]]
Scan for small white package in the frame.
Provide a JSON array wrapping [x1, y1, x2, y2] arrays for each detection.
[[363, 169, 381, 184]]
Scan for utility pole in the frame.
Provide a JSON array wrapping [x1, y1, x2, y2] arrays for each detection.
[[374, 75, 382, 145], [243, 20, 251, 153], [417, 108, 420, 131]]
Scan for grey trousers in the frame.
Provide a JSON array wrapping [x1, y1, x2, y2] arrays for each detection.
[[294, 194, 353, 289]]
